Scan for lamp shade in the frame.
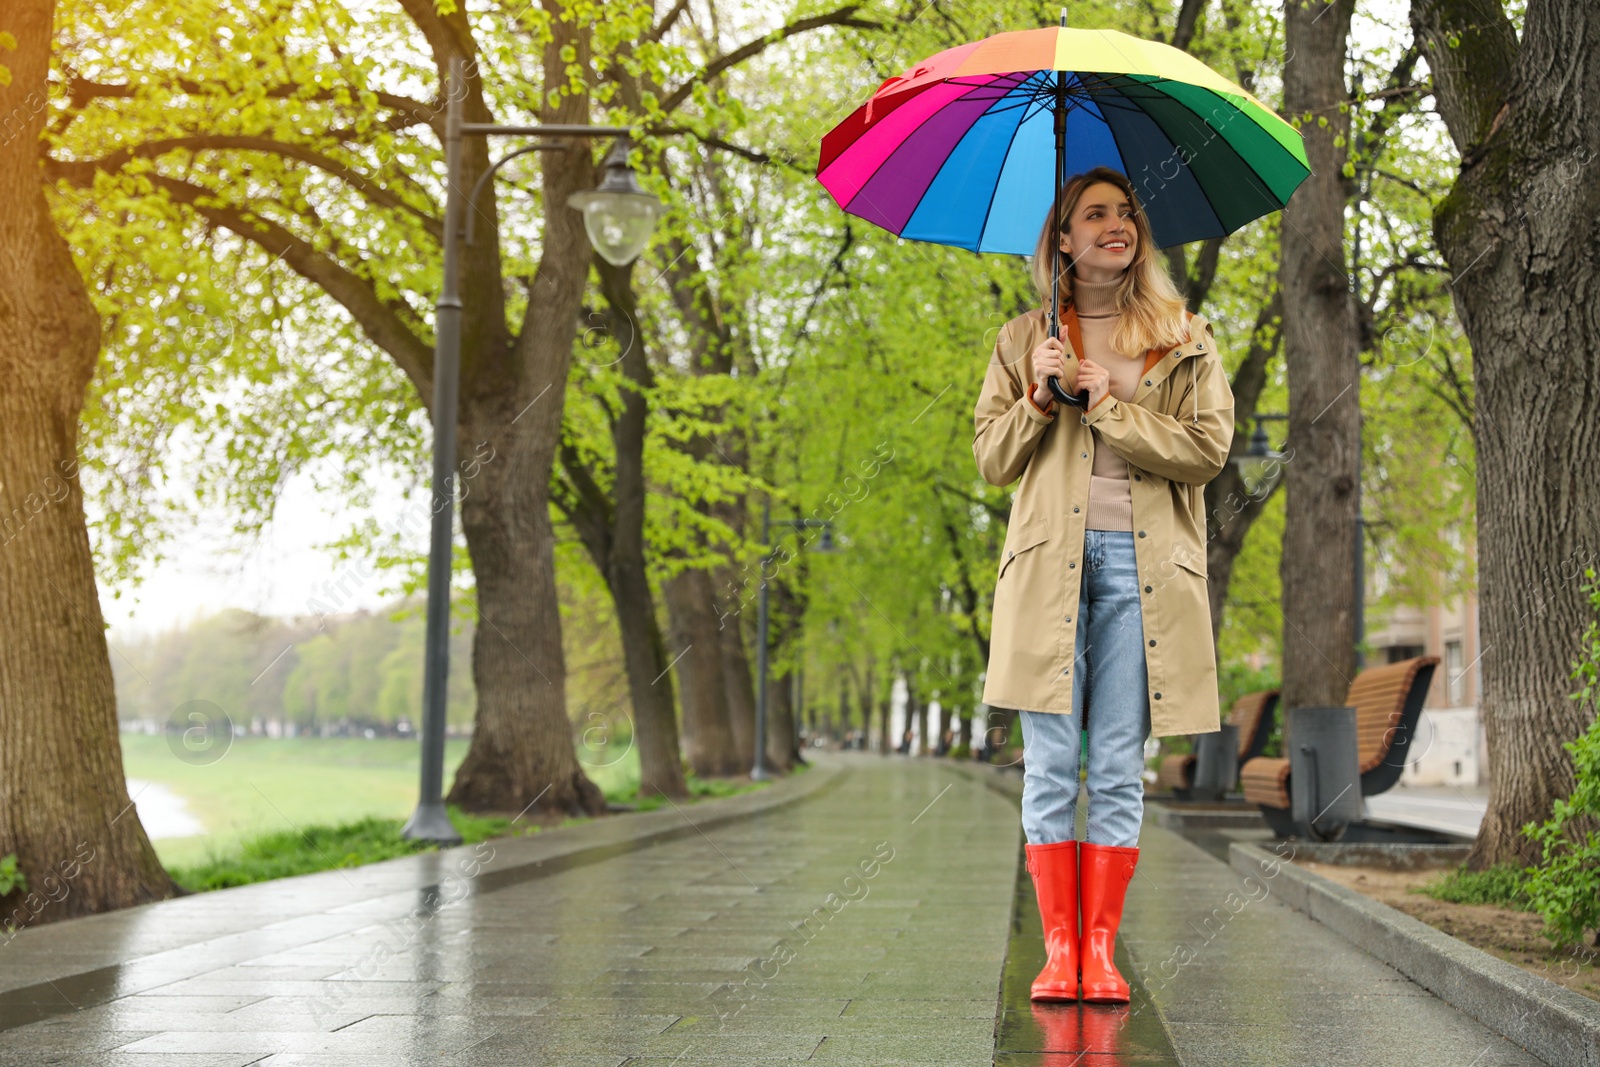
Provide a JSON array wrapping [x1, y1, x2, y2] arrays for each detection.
[[566, 138, 663, 266]]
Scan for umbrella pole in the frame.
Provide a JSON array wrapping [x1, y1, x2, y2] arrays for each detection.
[[1047, 59, 1087, 407]]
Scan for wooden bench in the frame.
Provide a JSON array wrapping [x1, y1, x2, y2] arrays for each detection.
[[1155, 689, 1280, 797], [1240, 655, 1439, 836]]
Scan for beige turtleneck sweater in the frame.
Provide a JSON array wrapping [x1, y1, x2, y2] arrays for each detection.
[[1071, 275, 1143, 532]]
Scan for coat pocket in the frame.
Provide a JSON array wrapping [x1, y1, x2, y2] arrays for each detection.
[[998, 515, 1051, 581], [1172, 542, 1207, 580]]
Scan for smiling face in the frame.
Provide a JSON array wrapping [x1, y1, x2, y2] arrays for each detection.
[[1060, 181, 1137, 282]]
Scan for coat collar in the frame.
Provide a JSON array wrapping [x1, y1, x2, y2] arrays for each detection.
[[1030, 308, 1213, 410]]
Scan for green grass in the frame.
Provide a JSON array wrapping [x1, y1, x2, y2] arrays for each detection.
[[166, 806, 529, 892], [616, 772, 772, 812], [121, 733, 769, 891], [121, 734, 482, 868], [121, 732, 649, 867], [1413, 862, 1536, 910]]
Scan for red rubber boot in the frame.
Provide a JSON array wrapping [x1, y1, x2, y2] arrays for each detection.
[[1078, 841, 1139, 1003], [1024, 840, 1079, 1002]]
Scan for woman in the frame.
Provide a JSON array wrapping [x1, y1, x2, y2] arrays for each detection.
[[972, 166, 1235, 1004]]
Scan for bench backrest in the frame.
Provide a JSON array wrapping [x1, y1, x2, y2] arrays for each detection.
[[1343, 655, 1440, 782], [1228, 689, 1280, 761]]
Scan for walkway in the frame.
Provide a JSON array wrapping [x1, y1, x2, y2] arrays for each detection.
[[0, 754, 1552, 1065], [1363, 782, 1488, 839]]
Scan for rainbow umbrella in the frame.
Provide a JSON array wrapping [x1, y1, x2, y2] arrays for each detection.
[[816, 11, 1308, 405]]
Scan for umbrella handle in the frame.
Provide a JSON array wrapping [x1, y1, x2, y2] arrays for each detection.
[[1046, 374, 1089, 408]]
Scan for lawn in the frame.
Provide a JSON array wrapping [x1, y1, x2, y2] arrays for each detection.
[[120, 732, 642, 868]]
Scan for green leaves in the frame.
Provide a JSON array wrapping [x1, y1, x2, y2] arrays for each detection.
[[0, 853, 25, 898], [1518, 568, 1600, 950]]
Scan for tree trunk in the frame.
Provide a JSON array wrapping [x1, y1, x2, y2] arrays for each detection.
[[906, 677, 926, 756], [664, 566, 742, 777], [716, 571, 758, 768], [445, 17, 606, 817], [767, 668, 796, 773], [1278, 0, 1361, 721], [858, 657, 877, 751], [575, 257, 687, 798], [1205, 290, 1286, 648], [1411, 0, 1600, 869], [605, 557, 686, 798], [959, 711, 972, 754], [0, 0, 176, 924]]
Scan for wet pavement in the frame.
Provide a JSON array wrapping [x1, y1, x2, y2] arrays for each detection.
[[0, 753, 1557, 1066], [0, 754, 1016, 1066]]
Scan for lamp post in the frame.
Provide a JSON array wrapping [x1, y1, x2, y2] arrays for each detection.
[[1228, 411, 1367, 669], [401, 57, 664, 843], [752, 498, 839, 780]]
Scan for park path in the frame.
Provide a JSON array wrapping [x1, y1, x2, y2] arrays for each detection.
[[0, 754, 1018, 1066], [0, 752, 1554, 1066]]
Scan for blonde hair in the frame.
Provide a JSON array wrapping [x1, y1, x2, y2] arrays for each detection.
[[1031, 166, 1191, 357]]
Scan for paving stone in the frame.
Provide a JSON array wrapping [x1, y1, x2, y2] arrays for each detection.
[[1, 755, 1559, 1065]]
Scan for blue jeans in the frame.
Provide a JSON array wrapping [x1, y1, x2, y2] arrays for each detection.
[[1020, 529, 1151, 848]]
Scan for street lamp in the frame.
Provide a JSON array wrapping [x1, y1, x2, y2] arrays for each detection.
[[753, 498, 840, 780], [1229, 412, 1288, 496], [567, 139, 665, 266], [401, 57, 665, 844], [1228, 411, 1367, 670]]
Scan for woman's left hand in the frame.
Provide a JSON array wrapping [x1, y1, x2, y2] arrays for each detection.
[[1077, 357, 1110, 409]]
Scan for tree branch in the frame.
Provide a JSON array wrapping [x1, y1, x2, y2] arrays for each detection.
[[648, 0, 691, 43], [44, 158, 435, 400], [1228, 285, 1284, 424], [555, 439, 615, 569], [57, 135, 443, 241], [1170, 0, 1207, 51], [55, 72, 438, 129], [659, 5, 883, 114], [1409, 0, 1520, 160], [645, 123, 780, 166]]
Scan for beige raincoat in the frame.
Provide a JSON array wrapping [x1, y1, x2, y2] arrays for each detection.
[[974, 307, 1235, 738]]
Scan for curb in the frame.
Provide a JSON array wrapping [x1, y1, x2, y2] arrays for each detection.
[[1230, 839, 1600, 1067], [1146, 796, 1270, 832]]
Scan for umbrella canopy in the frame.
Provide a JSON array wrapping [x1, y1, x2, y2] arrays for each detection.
[[816, 24, 1309, 253]]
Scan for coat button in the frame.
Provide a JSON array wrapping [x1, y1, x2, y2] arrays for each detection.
[[1137, 530, 1146, 538], [1134, 474, 1141, 481], [1007, 549, 1015, 557], [1144, 585, 1152, 593], [1069, 562, 1075, 568], [1064, 616, 1071, 623], [1081, 452, 1088, 458], [1073, 506, 1080, 513], [1148, 639, 1156, 646], [1080, 416, 1087, 424], [1196, 341, 1205, 350], [1144, 379, 1152, 386], [1153, 692, 1162, 700], [1062, 668, 1070, 675]]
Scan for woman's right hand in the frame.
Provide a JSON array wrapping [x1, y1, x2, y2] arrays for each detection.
[[1031, 336, 1069, 401]]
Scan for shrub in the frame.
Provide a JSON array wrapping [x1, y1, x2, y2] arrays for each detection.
[[1520, 567, 1600, 950], [0, 853, 24, 897]]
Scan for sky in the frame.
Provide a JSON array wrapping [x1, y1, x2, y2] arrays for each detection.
[[97, 465, 422, 644]]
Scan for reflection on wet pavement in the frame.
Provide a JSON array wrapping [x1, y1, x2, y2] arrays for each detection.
[[991, 834, 1181, 1065]]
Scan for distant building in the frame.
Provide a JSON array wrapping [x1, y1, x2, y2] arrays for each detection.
[[1365, 536, 1484, 788]]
